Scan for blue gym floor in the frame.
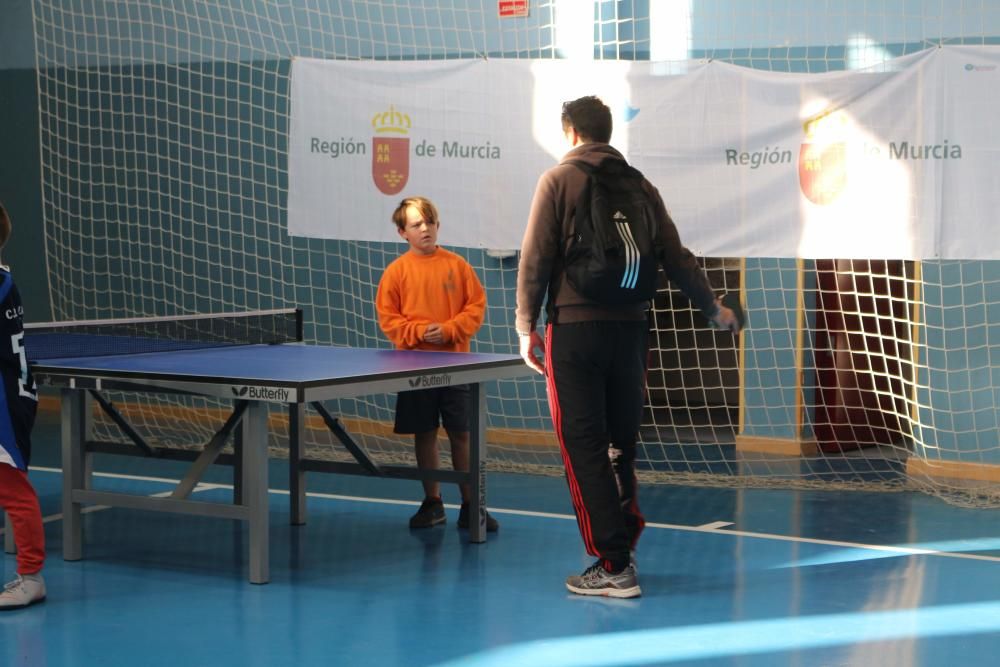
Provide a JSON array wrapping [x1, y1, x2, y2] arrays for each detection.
[[2, 411, 999, 667]]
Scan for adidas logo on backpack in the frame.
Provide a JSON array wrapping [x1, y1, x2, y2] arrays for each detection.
[[564, 159, 662, 304]]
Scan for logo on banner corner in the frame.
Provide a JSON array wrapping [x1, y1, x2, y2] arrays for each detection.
[[372, 105, 411, 195], [798, 109, 848, 206]]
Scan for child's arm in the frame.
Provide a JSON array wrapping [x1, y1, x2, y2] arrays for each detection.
[[375, 268, 426, 349], [441, 262, 486, 346]]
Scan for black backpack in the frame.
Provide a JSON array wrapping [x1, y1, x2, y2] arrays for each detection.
[[564, 158, 662, 304]]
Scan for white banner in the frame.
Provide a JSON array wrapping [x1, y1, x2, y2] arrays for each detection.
[[288, 46, 1000, 259]]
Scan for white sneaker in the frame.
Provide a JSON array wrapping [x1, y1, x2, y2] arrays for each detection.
[[0, 574, 46, 610]]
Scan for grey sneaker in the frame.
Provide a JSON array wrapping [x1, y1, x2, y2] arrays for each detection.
[[566, 562, 641, 598], [409, 497, 446, 529], [0, 574, 46, 610]]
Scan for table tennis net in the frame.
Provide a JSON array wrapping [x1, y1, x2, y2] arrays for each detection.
[[26, 308, 302, 361]]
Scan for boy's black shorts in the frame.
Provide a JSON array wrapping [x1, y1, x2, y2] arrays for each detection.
[[393, 384, 472, 434]]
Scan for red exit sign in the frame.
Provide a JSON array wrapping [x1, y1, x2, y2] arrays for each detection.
[[498, 1, 529, 18]]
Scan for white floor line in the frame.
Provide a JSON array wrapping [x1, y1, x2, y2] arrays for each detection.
[[23, 466, 1000, 564], [697, 521, 735, 530]]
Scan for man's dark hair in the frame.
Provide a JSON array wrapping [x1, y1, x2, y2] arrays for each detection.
[[561, 96, 613, 143]]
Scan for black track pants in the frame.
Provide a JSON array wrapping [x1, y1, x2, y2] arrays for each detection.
[[545, 320, 648, 569]]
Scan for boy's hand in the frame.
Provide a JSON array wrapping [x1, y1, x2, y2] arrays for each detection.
[[423, 323, 445, 344], [519, 330, 545, 375]]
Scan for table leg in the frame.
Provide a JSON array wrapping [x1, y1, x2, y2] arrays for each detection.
[[468, 382, 487, 543], [233, 421, 243, 505], [289, 403, 306, 525], [243, 402, 269, 584], [62, 389, 86, 561]]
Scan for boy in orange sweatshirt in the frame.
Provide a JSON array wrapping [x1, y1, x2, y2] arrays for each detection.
[[375, 196, 497, 531]]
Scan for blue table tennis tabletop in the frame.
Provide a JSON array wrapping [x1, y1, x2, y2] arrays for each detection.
[[30, 342, 527, 403]]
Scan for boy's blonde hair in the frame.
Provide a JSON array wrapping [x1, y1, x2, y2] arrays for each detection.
[[0, 202, 10, 249], [391, 196, 439, 231]]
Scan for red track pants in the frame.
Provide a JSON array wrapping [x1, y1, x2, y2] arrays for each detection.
[[0, 464, 45, 575]]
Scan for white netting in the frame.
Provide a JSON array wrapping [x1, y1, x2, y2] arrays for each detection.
[[31, 1, 1000, 505]]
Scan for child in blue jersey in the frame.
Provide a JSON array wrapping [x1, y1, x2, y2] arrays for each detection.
[[0, 202, 45, 609]]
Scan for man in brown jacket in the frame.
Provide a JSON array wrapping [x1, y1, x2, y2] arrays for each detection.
[[515, 96, 740, 598]]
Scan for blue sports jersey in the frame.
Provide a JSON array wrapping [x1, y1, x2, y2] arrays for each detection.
[[0, 265, 37, 470]]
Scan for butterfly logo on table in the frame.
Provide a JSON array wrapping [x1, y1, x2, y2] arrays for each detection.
[[407, 373, 452, 389], [228, 385, 293, 402]]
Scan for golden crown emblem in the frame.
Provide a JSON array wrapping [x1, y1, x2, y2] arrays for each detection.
[[802, 109, 847, 137], [372, 105, 411, 135]]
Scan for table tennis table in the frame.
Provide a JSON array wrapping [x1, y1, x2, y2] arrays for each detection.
[[27, 322, 529, 584]]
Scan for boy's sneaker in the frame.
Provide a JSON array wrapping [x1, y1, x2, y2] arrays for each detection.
[[566, 561, 641, 598], [0, 574, 46, 610], [457, 503, 499, 533], [409, 497, 446, 529]]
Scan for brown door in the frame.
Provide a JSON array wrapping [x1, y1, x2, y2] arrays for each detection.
[[813, 259, 913, 453]]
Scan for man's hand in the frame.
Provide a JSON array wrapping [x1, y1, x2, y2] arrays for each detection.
[[519, 330, 545, 375], [711, 304, 742, 333], [423, 323, 445, 345]]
